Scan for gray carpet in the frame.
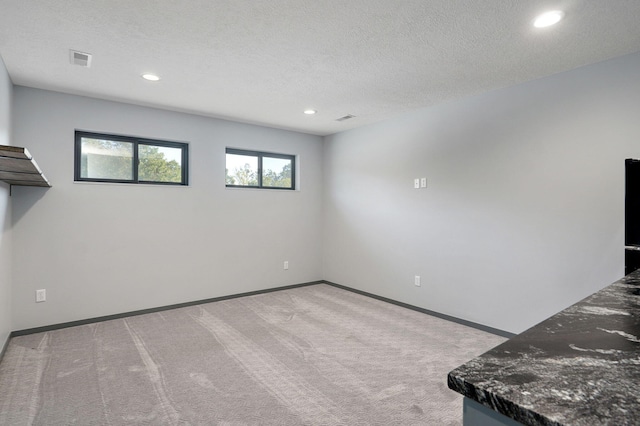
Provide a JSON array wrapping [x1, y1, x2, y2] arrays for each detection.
[[0, 284, 506, 425]]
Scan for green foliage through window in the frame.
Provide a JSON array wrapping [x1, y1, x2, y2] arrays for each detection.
[[75, 131, 188, 185], [226, 148, 295, 190], [139, 145, 183, 183]]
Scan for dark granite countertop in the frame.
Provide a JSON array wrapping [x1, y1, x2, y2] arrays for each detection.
[[448, 270, 640, 426]]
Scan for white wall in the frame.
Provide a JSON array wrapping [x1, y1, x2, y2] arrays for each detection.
[[0, 55, 12, 347], [11, 88, 323, 330], [323, 52, 640, 334]]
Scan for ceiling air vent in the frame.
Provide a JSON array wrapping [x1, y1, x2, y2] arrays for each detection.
[[336, 114, 356, 122], [69, 50, 92, 67]]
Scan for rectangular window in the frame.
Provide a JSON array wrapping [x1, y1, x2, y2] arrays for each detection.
[[75, 131, 188, 185], [225, 148, 295, 190]]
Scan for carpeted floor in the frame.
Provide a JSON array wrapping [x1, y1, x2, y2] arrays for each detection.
[[0, 284, 506, 425]]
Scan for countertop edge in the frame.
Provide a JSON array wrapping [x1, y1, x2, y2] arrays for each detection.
[[447, 270, 640, 426], [447, 372, 562, 426]]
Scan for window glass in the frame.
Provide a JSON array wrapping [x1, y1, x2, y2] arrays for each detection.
[[139, 144, 183, 183], [262, 156, 292, 188], [225, 153, 259, 186], [80, 138, 134, 180], [75, 131, 188, 185], [225, 148, 295, 190]]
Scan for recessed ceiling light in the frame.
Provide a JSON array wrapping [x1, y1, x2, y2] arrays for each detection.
[[533, 10, 565, 28], [142, 73, 160, 81], [304, 109, 317, 115]]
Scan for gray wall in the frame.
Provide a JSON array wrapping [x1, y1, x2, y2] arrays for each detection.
[[11, 87, 323, 331], [323, 52, 640, 334], [7, 52, 640, 335], [0, 55, 12, 348]]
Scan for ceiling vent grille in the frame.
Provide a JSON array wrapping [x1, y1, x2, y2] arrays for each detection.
[[336, 114, 356, 122], [70, 50, 92, 67]]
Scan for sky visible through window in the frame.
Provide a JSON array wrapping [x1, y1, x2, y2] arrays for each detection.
[[225, 154, 289, 175], [225, 150, 294, 189], [157, 146, 182, 165], [226, 153, 256, 172]]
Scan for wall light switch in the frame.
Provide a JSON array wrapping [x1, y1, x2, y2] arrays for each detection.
[[420, 178, 427, 188], [414, 276, 421, 287], [414, 178, 420, 189], [284, 261, 289, 270]]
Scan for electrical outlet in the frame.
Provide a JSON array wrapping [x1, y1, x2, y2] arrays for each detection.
[[36, 289, 46, 303], [284, 261, 289, 270], [414, 276, 421, 287]]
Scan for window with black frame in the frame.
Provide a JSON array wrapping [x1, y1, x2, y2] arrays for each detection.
[[74, 131, 189, 185], [225, 148, 295, 190]]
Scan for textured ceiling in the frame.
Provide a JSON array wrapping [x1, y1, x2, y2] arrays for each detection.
[[1, 1, 640, 136]]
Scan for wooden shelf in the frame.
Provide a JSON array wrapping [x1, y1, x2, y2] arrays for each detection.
[[0, 145, 51, 187]]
